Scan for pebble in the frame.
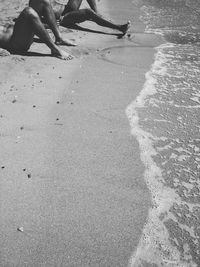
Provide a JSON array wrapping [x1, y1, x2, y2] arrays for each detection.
[[17, 227, 24, 232]]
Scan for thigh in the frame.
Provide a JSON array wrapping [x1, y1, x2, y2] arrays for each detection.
[[29, 0, 41, 12], [10, 8, 34, 51], [60, 9, 88, 26], [62, 0, 82, 14]]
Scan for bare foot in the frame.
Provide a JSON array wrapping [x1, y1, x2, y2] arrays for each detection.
[[51, 48, 74, 60], [120, 21, 131, 35], [55, 38, 77, 46]]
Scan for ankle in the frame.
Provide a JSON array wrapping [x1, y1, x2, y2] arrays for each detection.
[[51, 45, 60, 53]]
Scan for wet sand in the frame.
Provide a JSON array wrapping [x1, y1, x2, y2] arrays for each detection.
[[0, 0, 161, 266]]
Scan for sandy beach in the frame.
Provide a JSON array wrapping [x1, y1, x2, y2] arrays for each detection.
[[0, 0, 162, 266]]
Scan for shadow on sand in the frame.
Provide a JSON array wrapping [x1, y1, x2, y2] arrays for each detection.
[[10, 50, 50, 57], [63, 24, 123, 38]]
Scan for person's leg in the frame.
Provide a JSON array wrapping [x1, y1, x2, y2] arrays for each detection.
[[10, 7, 73, 60], [60, 8, 130, 34], [29, 0, 76, 46], [62, 0, 83, 14]]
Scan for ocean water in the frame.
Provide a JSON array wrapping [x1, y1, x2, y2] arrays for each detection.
[[127, 0, 200, 266]]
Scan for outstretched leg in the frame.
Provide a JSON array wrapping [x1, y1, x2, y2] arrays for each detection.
[[60, 8, 130, 35], [29, 0, 76, 46], [10, 7, 73, 60]]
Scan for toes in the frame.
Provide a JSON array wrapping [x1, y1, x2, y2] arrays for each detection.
[[67, 55, 74, 60], [127, 21, 131, 30], [51, 49, 73, 60], [60, 55, 67, 60], [63, 54, 74, 60]]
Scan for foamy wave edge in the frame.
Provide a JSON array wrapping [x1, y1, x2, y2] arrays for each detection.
[[125, 43, 195, 267]]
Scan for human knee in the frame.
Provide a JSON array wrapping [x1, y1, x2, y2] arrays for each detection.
[[23, 7, 39, 20]]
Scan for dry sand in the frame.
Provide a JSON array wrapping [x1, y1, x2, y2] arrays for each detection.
[[0, 0, 162, 266]]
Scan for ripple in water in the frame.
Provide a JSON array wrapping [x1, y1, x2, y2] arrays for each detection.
[[127, 0, 200, 266]]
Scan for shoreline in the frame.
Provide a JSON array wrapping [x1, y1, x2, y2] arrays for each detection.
[[0, 0, 162, 266], [127, 1, 200, 265]]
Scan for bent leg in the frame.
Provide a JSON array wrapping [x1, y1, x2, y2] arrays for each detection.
[[9, 8, 35, 51], [60, 8, 130, 34], [10, 7, 73, 60], [29, 0, 76, 46]]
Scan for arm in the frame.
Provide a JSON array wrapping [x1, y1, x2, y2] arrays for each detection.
[[86, 0, 98, 13]]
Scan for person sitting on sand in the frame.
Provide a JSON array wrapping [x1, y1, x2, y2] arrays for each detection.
[[29, 0, 130, 36], [0, 7, 73, 60]]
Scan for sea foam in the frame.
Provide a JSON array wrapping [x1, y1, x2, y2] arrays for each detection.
[[126, 44, 191, 266]]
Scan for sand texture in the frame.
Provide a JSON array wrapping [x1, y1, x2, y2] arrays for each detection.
[[0, 0, 161, 266]]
